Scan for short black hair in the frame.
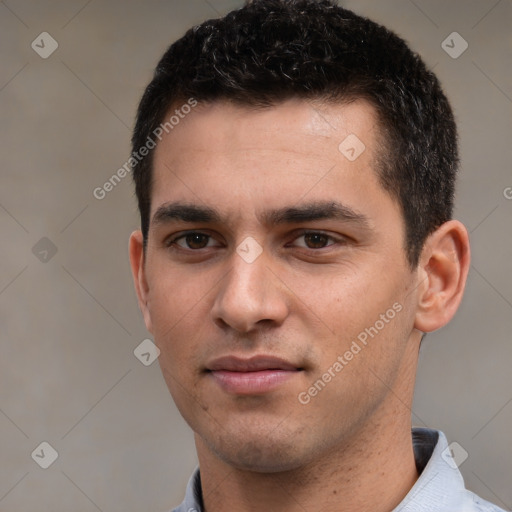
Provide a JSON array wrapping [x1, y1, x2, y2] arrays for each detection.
[[131, 0, 458, 267]]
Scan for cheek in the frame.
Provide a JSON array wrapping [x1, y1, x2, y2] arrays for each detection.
[[146, 268, 214, 375], [300, 267, 377, 331], [151, 301, 212, 419], [147, 261, 213, 331], [307, 266, 409, 356]]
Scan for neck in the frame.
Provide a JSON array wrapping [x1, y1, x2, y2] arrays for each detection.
[[196, 407, 418, 512]]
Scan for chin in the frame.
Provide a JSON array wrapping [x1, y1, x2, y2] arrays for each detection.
[[203, 423, 316, 473], [216, 442, 305, 473]]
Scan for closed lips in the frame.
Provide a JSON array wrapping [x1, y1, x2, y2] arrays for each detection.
[[206, 356, 301, 372]]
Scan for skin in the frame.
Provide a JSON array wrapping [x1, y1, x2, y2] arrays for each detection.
[[129, 98, 470, 512]]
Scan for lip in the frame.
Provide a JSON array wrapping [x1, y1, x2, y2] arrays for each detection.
[[206, 355, 302, 395], [207, 355, 299, 372]]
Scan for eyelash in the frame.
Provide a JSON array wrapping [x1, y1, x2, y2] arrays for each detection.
[[164, 230, 345, 252]]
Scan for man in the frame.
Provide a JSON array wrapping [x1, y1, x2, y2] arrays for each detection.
[[128, 1, 505, 511]]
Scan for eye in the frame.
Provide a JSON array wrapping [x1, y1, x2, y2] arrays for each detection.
[[290, 231, 341, 249], [166, 232, 220, 250]]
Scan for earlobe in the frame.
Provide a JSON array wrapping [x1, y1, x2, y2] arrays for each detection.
[[414, 220, 470, 333], [128, 230, 153, 333]]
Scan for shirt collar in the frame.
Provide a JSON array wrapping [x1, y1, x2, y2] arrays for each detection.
[[393, 428, 468, 511]]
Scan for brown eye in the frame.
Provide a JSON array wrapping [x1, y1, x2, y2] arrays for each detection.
[[290, 231, 338, 250], [303, 233, 330, 249], [166, 232, 219, 250], [183, 233, 210, 249]]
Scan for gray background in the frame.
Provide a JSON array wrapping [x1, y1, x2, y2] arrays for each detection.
[[0, 0, 511, 511]]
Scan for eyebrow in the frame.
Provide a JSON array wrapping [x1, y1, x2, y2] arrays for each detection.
[[152, 201, 370, 229]]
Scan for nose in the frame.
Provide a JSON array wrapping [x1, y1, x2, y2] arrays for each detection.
[[211, 247, 289, 334]]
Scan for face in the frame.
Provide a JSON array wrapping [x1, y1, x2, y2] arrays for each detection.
[[132, 99, 423, 472]]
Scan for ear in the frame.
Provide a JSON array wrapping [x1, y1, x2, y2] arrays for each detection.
[[129, 230, 153, 333], [414, 220, 470, 333]]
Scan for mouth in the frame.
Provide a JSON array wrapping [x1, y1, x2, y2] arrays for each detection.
[[206, 355, 304, 395]]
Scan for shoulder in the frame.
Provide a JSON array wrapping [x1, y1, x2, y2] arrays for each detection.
[[465, 490, 508, 512]]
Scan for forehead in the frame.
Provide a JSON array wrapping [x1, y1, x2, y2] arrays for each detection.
[[154, 97, 380, 162], [150, 98, 396, 225]]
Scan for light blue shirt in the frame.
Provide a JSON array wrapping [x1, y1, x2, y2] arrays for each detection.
[[172, 428, 507, 512]]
